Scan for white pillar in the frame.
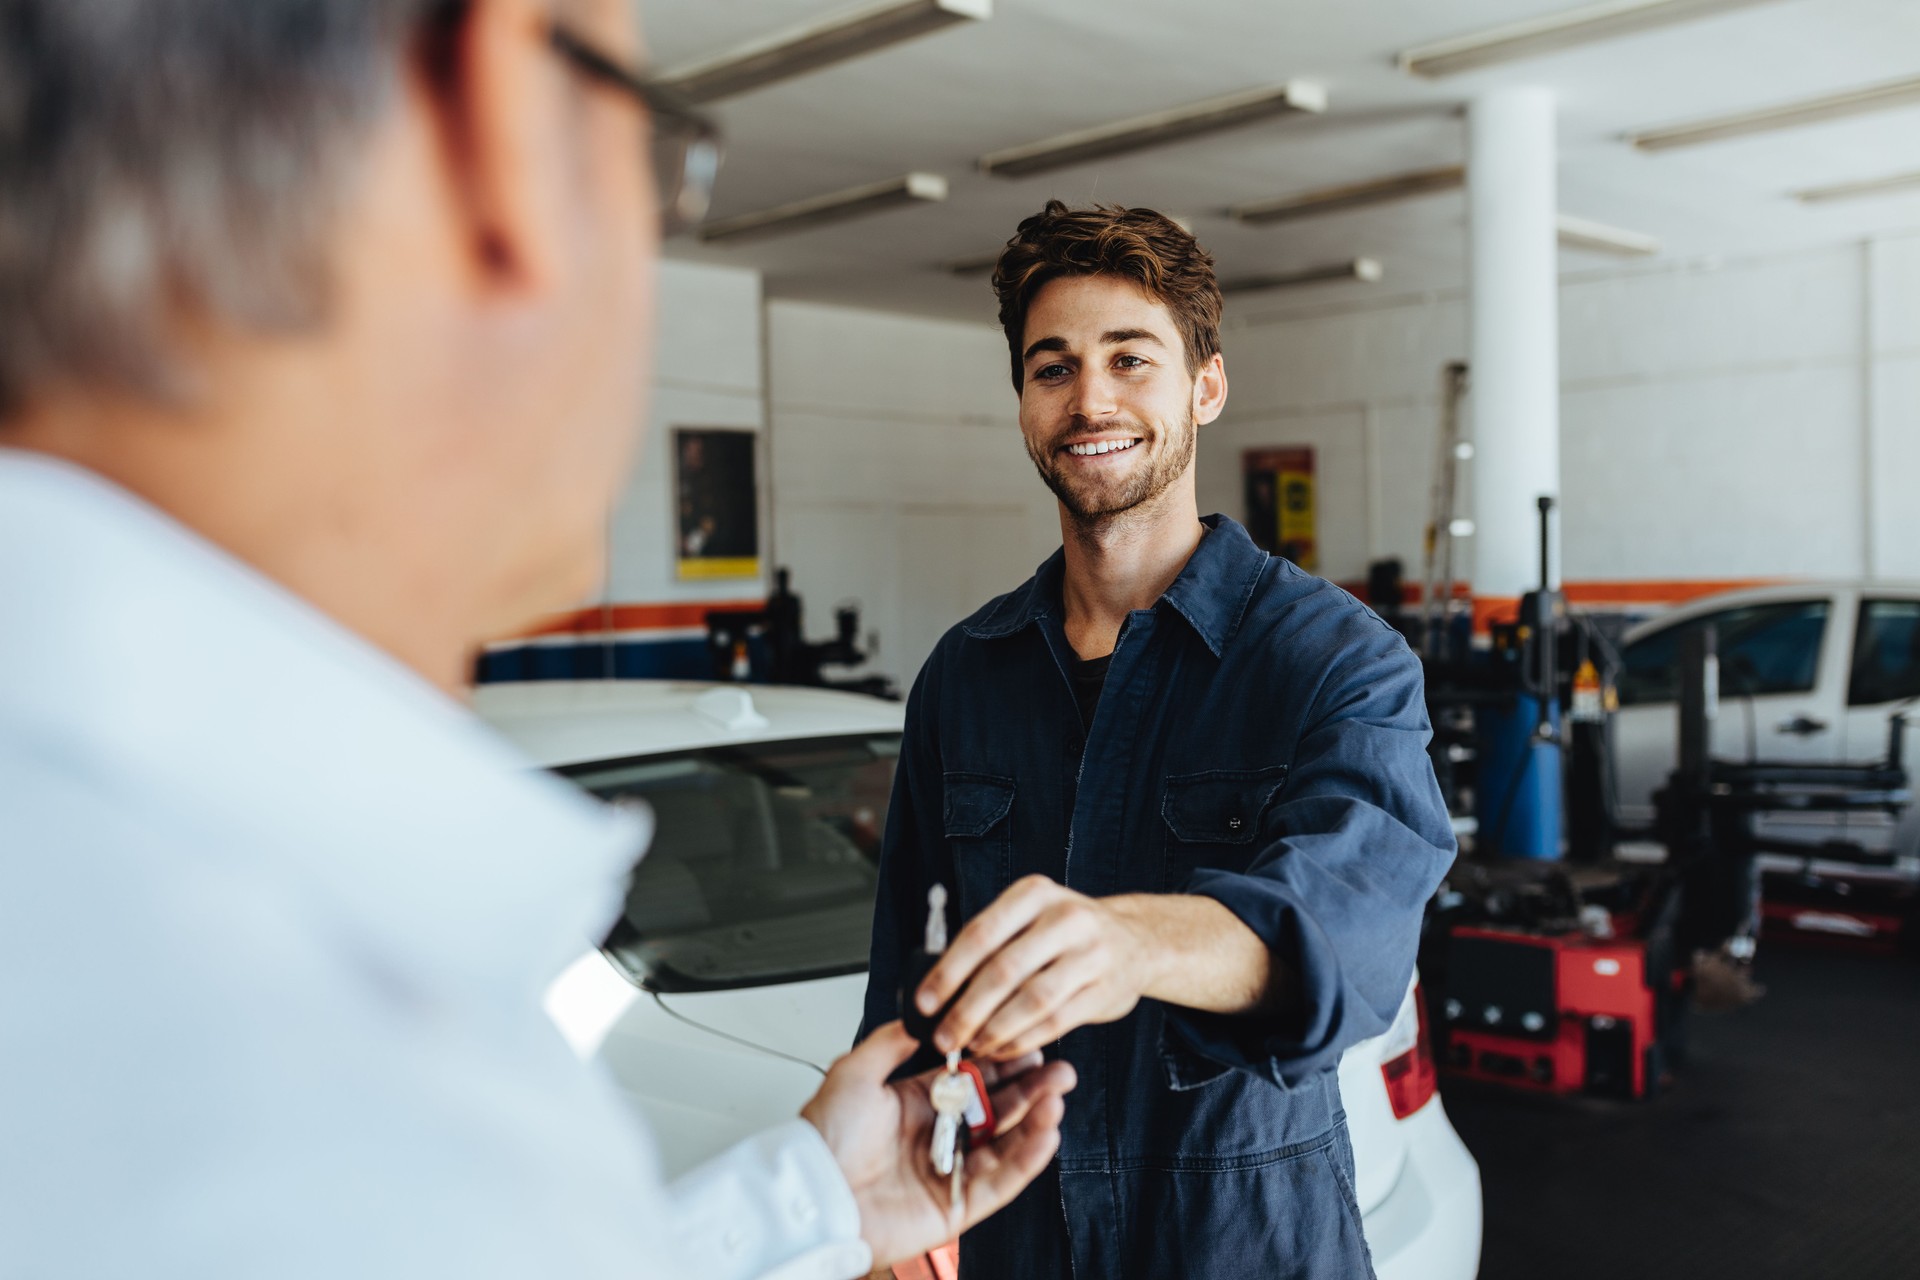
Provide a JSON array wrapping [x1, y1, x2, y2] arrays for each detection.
[[1469, 87, 1561, 601]]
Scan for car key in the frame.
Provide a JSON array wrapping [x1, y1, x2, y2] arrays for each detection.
[[930, 1052, 970, 1214]]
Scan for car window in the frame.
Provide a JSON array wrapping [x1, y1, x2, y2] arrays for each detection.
[[1617, 600, 1830, 706], [1849, 600, 1920, 707], [563, 734, 900, 991]]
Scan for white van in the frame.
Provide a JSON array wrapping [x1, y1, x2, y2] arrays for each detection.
[[1611, 583, 1920, 866]]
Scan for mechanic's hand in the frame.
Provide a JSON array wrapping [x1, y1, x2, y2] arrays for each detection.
[[917, 875, 1155, 1062], [801, 1021, 1076, 1267]]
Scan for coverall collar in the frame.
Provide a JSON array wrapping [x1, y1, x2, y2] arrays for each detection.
[[961, 512, 1270, 658]]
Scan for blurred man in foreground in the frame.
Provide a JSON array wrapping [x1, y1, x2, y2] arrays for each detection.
[[0, 2, 1071, 1276]]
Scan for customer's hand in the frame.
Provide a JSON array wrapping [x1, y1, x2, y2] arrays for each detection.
[[801, 1021, 1076, 1267]]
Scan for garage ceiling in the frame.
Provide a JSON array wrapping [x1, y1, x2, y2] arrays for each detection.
[[638, 0, 1920, 321]]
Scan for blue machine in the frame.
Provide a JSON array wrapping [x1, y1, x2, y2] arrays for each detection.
[[1476, 693, 1563, 860], [1474, 497, 1567, 860]]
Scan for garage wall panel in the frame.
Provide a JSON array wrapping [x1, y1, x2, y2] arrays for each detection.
[[1561, 247, 1862, 386], [1872, 356, 1920, 581], [768, 300, 1058, 689], [1560, 365, 1865, 580], [606, 261, 768, 606], [1202, 235, 1912, 597], [1195, 408, 1372, 583]]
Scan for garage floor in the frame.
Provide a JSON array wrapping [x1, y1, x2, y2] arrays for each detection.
[[1446, 945, 1920, 1279]]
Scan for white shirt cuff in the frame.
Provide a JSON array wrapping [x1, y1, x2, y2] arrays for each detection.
[[668, 1118, 871, 1280]]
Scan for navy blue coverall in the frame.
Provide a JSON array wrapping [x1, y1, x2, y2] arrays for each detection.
[[859, 515, 1456, 1279]]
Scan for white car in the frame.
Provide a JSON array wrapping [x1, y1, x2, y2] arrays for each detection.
[[1611, 582, 1920, 868], [477, 679, 1482, 1279]]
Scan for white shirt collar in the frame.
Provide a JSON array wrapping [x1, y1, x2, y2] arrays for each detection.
[[0, 448, 646, 998]]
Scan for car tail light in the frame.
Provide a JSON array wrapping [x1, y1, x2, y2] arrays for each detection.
[[1380, 983, 1439, 1120]]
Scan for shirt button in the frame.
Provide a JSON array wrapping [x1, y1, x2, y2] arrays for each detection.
[[790, 1196, 818, 1226], [1228, 817, 1243, 830], [724, 1226, 749, 1255]]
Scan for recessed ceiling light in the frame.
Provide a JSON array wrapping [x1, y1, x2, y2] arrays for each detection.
[[1628, 75, 1920, 151], [1399, 0, 1784, 79], [1793, 169, 1920, 205], [1230, 166, 1465, 225], [700, 173, 949, 245], [1221, 258, 1384, 294], [978, 83, 1327, 179], [660, 0, 992, 104], [1556, 213, 1660, 256]]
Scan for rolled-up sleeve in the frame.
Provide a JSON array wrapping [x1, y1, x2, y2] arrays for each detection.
[[1167, 623, 1456, 1088]]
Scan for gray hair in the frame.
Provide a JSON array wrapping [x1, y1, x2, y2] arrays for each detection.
[[0, 0, 442, 418]]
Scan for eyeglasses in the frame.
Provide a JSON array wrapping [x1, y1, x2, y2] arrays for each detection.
[[547, 24, 724, 237]]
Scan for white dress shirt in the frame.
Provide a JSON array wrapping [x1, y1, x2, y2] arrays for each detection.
[[0, 451, 871, 1280]]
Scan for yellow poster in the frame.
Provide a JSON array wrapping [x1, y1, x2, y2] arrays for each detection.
[[1242, 447, 1317, 571]]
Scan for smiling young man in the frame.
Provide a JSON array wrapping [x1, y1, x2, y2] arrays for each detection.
[[859, 202, 1457, 1278]]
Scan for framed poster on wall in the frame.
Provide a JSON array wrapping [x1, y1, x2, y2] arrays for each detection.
[[673, 427, 760, 580], [1242, 446, 1317, 571]]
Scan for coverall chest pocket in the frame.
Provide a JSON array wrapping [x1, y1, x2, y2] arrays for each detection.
[[943, 772, 1015, 919], [1160, 765, 1290, 889]]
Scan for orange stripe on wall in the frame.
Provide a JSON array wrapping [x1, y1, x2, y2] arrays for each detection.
[[1560, 579, 1777, 606], [507, 598, 766, 640]]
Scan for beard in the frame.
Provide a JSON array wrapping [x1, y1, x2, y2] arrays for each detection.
[[1025, 408, 1197, 526]]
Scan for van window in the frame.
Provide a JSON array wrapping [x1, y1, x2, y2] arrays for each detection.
[[1617, 601, 1829, 706], [1849, 600, 1920, 707]]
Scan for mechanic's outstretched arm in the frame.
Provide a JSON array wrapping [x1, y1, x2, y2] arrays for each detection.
[[668, 1021, 1075, 1278]]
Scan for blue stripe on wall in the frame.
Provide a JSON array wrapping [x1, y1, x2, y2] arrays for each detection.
[[477, 636, 717, 683]]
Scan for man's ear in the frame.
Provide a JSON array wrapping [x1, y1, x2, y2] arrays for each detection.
[[413, 0, 562, 295], [1192, 352, 1228, 426]]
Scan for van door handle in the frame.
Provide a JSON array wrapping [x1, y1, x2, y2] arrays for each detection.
[[1776, 715, 1829, 736]]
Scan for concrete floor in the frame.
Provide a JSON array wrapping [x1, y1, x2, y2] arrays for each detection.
[[1446, 944, 1920, 1279]]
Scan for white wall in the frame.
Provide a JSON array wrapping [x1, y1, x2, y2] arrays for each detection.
[[586, 235, 1920, 689], [603, 258, 768, 607], [766, 300, 1058, 690], [1207, 230, 1920, 590]]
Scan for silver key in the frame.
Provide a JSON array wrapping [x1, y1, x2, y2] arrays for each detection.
[[930, 1055, 970, 1175]]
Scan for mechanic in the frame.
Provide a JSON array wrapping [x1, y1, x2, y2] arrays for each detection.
[[0, 3, 1073, 1277], [860, 202, 1457, 1278]]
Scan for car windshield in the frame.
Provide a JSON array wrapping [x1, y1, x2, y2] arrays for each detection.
[[563, 734, 899, 992]]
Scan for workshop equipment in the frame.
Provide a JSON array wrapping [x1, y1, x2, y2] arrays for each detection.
[[1424, 862, 1687, 1101], [704, 567, 897, 697], [1422, 496, 1585, 857], [1421, 361, 1471, 662], [1655, 625, 1915, 957]]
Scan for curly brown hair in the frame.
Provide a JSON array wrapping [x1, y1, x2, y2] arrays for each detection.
[[990, 200, 1222, 393]]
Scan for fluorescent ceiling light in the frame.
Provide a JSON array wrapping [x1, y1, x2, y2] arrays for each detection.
[[1221, 258, 1384, 294], [978, 83, 1327, 179], [1556, 213, 1660, 256], [1399, 0, 1784, 79], [660, 0, 991, 104], [1230, 166, 1464, 224], [1628, 75, 1920, 151], [1794, 169, 1920, 205], [700, 173, 948, 245], [943, 219, 1195, 278], [946, 254, 1000, 277]]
